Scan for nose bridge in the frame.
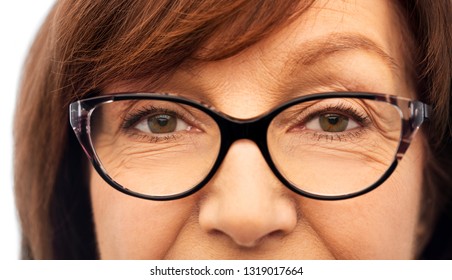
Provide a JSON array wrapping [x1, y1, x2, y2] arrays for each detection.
[[208, 138, 274, 208], [212, 117, 274, 189], [221, 138, 271, 186], [226, 117, 268, 149]]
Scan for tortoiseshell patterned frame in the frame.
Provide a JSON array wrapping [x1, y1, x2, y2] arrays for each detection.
[[70, 92, 430, 201]]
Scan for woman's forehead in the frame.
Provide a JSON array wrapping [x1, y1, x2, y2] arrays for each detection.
[[103, 0, 415, 107]]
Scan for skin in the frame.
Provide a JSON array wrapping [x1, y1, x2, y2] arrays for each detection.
[[90, 0, 425, 259]]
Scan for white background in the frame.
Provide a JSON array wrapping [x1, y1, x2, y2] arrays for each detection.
[[0, 2, 450, 276], [0, 1, 55, 260]]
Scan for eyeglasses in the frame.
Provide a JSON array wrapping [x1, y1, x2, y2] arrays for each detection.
[[69, 92, 430, 201]]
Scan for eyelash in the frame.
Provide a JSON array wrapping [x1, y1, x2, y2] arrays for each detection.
[[289, 103, 371, 141], [121, 106, 192, 142]]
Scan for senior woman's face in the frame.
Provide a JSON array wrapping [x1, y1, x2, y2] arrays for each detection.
[[90, 0, 425, 259]]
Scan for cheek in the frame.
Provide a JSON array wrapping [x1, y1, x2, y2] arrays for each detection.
[[89, 170, 196, 259], [301, 136, 424, 259]]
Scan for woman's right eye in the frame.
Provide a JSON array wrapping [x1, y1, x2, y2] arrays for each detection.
[[134, 113, 191, 134]]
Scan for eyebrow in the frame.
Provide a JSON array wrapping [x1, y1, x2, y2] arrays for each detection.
[[288, 33, 400, 73]]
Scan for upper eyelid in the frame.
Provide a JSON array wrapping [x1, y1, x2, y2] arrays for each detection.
[[122, 106, 193, 129], [285, 99, 366, 117], [303, 105, 368, 124]]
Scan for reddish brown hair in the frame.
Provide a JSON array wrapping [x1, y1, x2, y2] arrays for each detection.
[[14, 0, 452, 259]]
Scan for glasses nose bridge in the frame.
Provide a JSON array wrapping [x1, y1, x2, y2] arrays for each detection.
[[225, 117, 270, 152]]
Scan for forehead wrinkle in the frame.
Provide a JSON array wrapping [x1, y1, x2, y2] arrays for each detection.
[[286, 33, 400, 77], [172, 59, 286, 107]]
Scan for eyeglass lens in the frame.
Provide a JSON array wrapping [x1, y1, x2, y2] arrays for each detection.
[[267, 98, 401, 196]]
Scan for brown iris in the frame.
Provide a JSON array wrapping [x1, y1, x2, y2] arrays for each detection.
[[147, 114, 177, 133], [319, 114, 349, 132]]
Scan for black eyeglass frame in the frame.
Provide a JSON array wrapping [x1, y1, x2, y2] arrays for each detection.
[[70, 92, 430, 201]]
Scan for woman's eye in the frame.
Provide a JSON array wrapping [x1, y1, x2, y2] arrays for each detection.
[[305, 113, 359, 132], [135, 114, 190, 134]]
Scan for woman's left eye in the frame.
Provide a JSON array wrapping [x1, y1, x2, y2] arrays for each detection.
[[135, 114, 190, 134], [305, 113, 359, 132]]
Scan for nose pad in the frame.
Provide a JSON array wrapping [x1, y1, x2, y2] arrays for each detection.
[[198, 139, 298, 248]]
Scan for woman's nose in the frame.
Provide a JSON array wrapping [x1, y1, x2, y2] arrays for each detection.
[[198, 140, 298, 248]]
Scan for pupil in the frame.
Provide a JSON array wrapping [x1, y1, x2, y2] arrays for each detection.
[[157, 117, 169, 127], [319, 114, 349, 132], [148, 114, 177, 133], [327, 116, 339, 125]]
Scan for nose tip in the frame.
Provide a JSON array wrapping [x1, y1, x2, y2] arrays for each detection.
[[199, 195, 298, 248], [216, 225, 279, 248], [212, 204, 296, 248]]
